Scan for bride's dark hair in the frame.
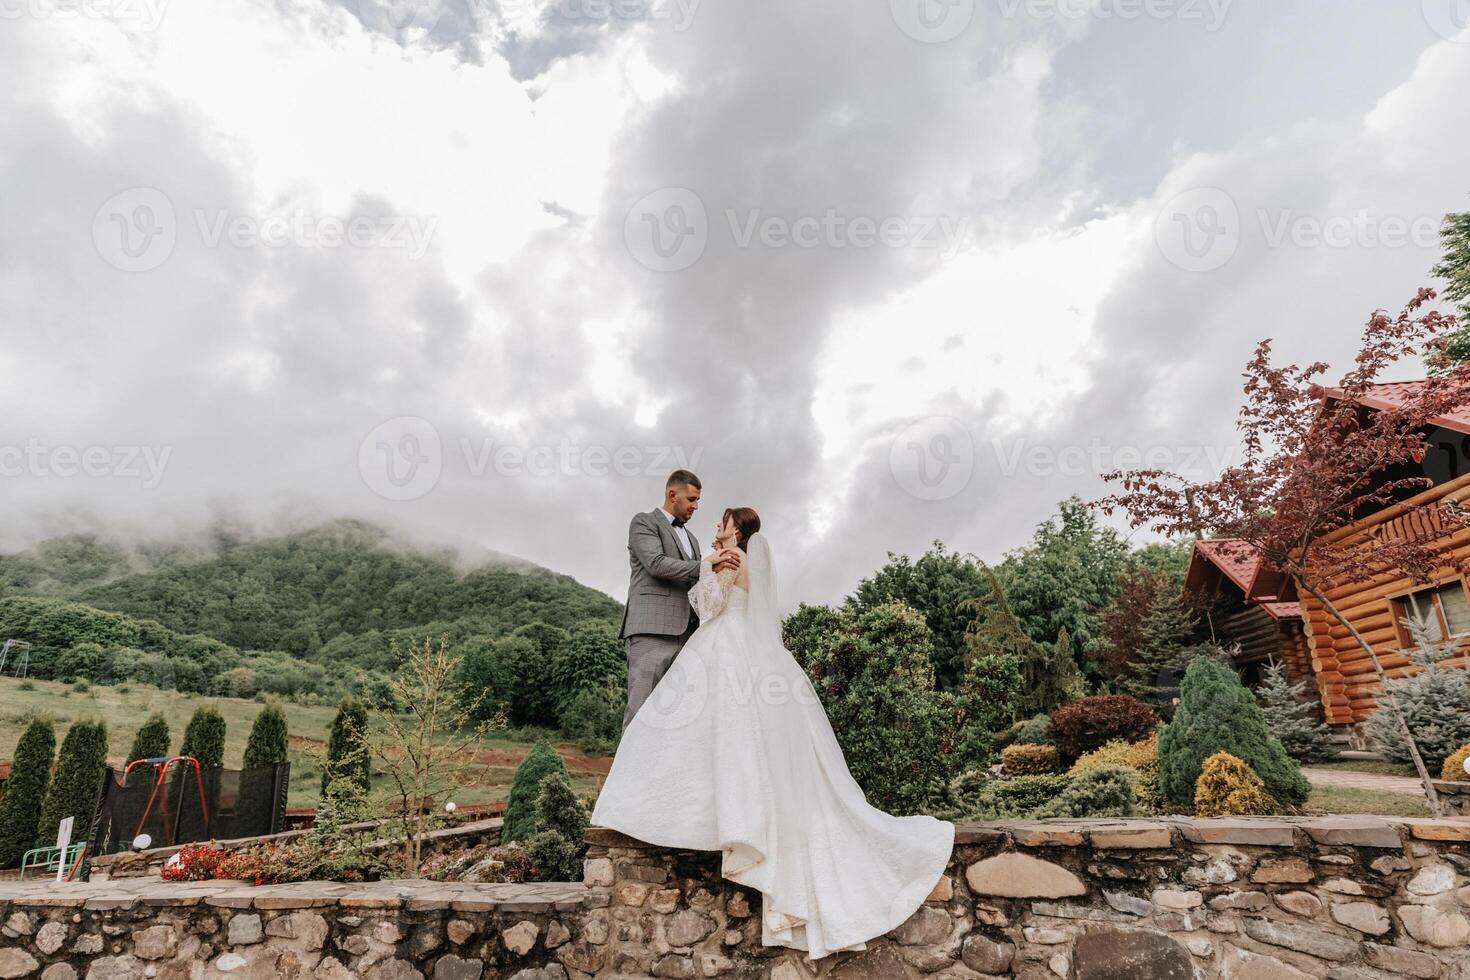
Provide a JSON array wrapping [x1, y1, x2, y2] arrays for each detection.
[[722, 507, 761, 551]]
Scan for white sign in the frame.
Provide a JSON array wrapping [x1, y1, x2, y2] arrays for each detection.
[[54, 817, 75, 883]]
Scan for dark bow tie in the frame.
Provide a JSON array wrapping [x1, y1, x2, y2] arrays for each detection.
[[670, 517, 687, 528]]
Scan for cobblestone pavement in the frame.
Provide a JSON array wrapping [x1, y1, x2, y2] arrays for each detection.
[[1302, 766, 1427, 795]]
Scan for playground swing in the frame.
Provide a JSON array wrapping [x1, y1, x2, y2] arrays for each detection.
[[124, 755, 210, 848]]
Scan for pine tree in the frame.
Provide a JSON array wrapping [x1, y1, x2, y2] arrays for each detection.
[[36, 720, 109, 847], [1257, 659, 1335, 762], [1114, 577, 1198, 715], [502, 739, 570, 843], [242, 704, 289, 769], [961, 569, 1059, 718], [1158, 656, 1309, 809], [127, 715, 171, 765], [322, 698, 372, 797], [0, 718, 56, 867], [1365, 610, 1470, 770], [178, 707, 226, 768], [1052, 628, 1088, 704], [523, 771, 590, 881]]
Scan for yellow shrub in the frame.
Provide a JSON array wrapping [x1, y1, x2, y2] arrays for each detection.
[[1442, 742, 1470, 782], [1070, 740, 1134, 775], [1002, 743, 1059, 776], [1126, 732, 1162, 812], [1194, 752, 1278, 818]]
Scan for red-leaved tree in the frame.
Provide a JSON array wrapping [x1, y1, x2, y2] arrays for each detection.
[[1097, 289, 1469, 813]]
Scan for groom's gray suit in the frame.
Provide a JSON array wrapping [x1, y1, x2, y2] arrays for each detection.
[[620, 509, 702, 729]]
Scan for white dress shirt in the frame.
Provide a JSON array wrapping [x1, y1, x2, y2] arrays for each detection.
[[658, 507, 695, 560]]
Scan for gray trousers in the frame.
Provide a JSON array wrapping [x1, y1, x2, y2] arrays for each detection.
[[623, 624, 696, 730]]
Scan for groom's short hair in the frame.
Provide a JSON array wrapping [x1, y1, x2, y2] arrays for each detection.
[[667, 469, 701, 490]]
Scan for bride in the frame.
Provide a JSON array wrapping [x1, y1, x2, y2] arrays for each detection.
[[591, 506, 954, 960]]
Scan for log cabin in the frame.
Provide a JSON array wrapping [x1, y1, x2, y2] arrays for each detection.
[[1189, 381, 1470, 742]]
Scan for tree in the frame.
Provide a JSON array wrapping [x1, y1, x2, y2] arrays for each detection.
[[1432, 207, 1470, 365], [847, 543, 992, 690], [552, 622, 626, 718], [1365, 609, 1470, 770], [1051, 628, 1088, 704], [365, 638, 497, 872], [1257, 659, 1335, 763], [997, 496, 1132, 683], [1158, 657, 1309, 810], [960, 569, 1058, 718], [37, 720, 109, 847], [126, 714, 170, 764], [322, 697, 372, 797], [524, 771, 590, 881], [799, 602, 956, 814], [949, 614, 1024, 768], [459, 635, 537, 726], [503, 739, 570, 844], [1099, 288, 1470, 813], [242, 703, 289, 769], [0, 718, 55, 866], [178, 707, 226, 768], [1096, 566, 1198, 708]]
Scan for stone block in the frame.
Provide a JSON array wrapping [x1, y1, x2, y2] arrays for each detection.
[[1272, 891, 1322, 918], [1398, 905, 1470, 948], [1072, 930, 1193, 980], [1176, 819, 1297, 847], [1220, 945, 1315, 980], [893, 906, 952, 945], [961, 934, 1015, 975], [0, 950, 40, 980], [827, 946, 909, 980], [1242, 919, 1359, 961], [1331, 901, 1390, 936], [1088, 825, 1173, 850], [1251, 859, 1313, 884], [1407, 865, 1457, 897], [1362, 943, 1442, 979], [1303, 818, 1403, 849], [965, 853, 1087, 899]]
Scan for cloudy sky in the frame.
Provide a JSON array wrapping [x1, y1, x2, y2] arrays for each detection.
[[2, 0, 1467, 605]]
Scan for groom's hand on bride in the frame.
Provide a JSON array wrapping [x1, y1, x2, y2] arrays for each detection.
[[709, 548, 743, 572]]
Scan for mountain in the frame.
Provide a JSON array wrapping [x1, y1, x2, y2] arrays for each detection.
[[0, 518, 621, 697]]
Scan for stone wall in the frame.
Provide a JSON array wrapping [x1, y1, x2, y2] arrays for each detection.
[[2, 817, 1470, 980], [1432, 783, 1470, 817]]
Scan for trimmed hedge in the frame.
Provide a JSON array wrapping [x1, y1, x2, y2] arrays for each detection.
[[1047, 695, 1158, 760], [0, 718, 56, 867], [37, 720, 109, 848], [502, 739, 569, 843], [127, 714, 170, 765], [1194, 752, 1277, 817], [179, 707, 227, 768], [1001, 744, 1059, 775], [242, 704, 288, 769]]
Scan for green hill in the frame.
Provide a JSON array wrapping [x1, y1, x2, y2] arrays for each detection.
[[0, 519, 621, 699]]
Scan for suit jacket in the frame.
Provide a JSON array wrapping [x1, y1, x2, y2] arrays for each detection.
[[620, 509, 702, 639]]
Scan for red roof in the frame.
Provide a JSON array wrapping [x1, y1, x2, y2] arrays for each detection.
[[1185, 539, 1302, 621], [1325, 381, 1470, 436]]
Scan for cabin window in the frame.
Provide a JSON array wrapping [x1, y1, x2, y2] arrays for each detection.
[[1390, 580, 1470, 647]]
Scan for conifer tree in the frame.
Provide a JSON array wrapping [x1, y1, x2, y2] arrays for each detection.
[[37, 720, 109, 847], [242, 703, 289, 769], [0, 718, 55, 867], [1257, 659, 1335, 763], [126, 714, 170, 765]]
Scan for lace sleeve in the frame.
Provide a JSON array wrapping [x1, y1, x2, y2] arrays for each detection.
[[689, 560, 738, 620]]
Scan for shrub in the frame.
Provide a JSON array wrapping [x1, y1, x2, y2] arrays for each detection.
[[1002, 744, 1059, 776], [523, 771, 590, 881], [1013, 713, 1053, 745], [1365, 617, 1470, 772], [160, 842, 226, 882], [1048, 695, 1158, 760], [242, 704, 289, 769], [127, 714, 171, 764], [946, 768, 990, 815], [0, 718, 56, 866], [1159, 657, 1309, 809], [179, 707, 226, 768], [950, 650, 1024, 770], [1194, 752, 1277, 817], [968, 773, 1073, 820], [502, 739, 569, 843], [1035, 766, 1138, 819], [37, 720, 109, 847], [322, 698, 372, 797], [1070, 740, 1134, 776], [1127, 733, 1163, 812], [1442, 742, 1470, 782], [1257, 659, 1336, 762]]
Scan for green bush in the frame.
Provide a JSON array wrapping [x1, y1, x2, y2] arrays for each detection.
[[950, 650, 1023, 769], [502, 739, 569, 843], [1035, 765, 1138, 819], [1194, 752, 1277, 817], [1012, 714, 1053, 746], [945, 768, 990, 815], [179, 707, 226, 768], [523, 771, 590, 881], [322, 698, 372, 797], [552, 622, 626, 718], [127, 714, 170, 764], [967, 773, 1073, 820], [242, 704, 289, 769], [1048, 695, 1158, 760], [37, 720, 108, 847], [1069, 739, 1134, 776], [1001, 744, 1059, 775], [1159, 657, 1309, 809], [1257, 660, 1335, 763], [0, 718, 56, 866]]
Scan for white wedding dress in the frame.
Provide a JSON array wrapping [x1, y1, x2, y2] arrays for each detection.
[[591, 533, 954, 960]]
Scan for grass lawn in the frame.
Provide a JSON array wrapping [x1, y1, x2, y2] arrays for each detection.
[[0, 676, 612, 811], [1303, 785, 1431, 817]]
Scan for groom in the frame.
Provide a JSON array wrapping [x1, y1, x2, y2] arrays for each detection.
[[620, 470, 741, 729]]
